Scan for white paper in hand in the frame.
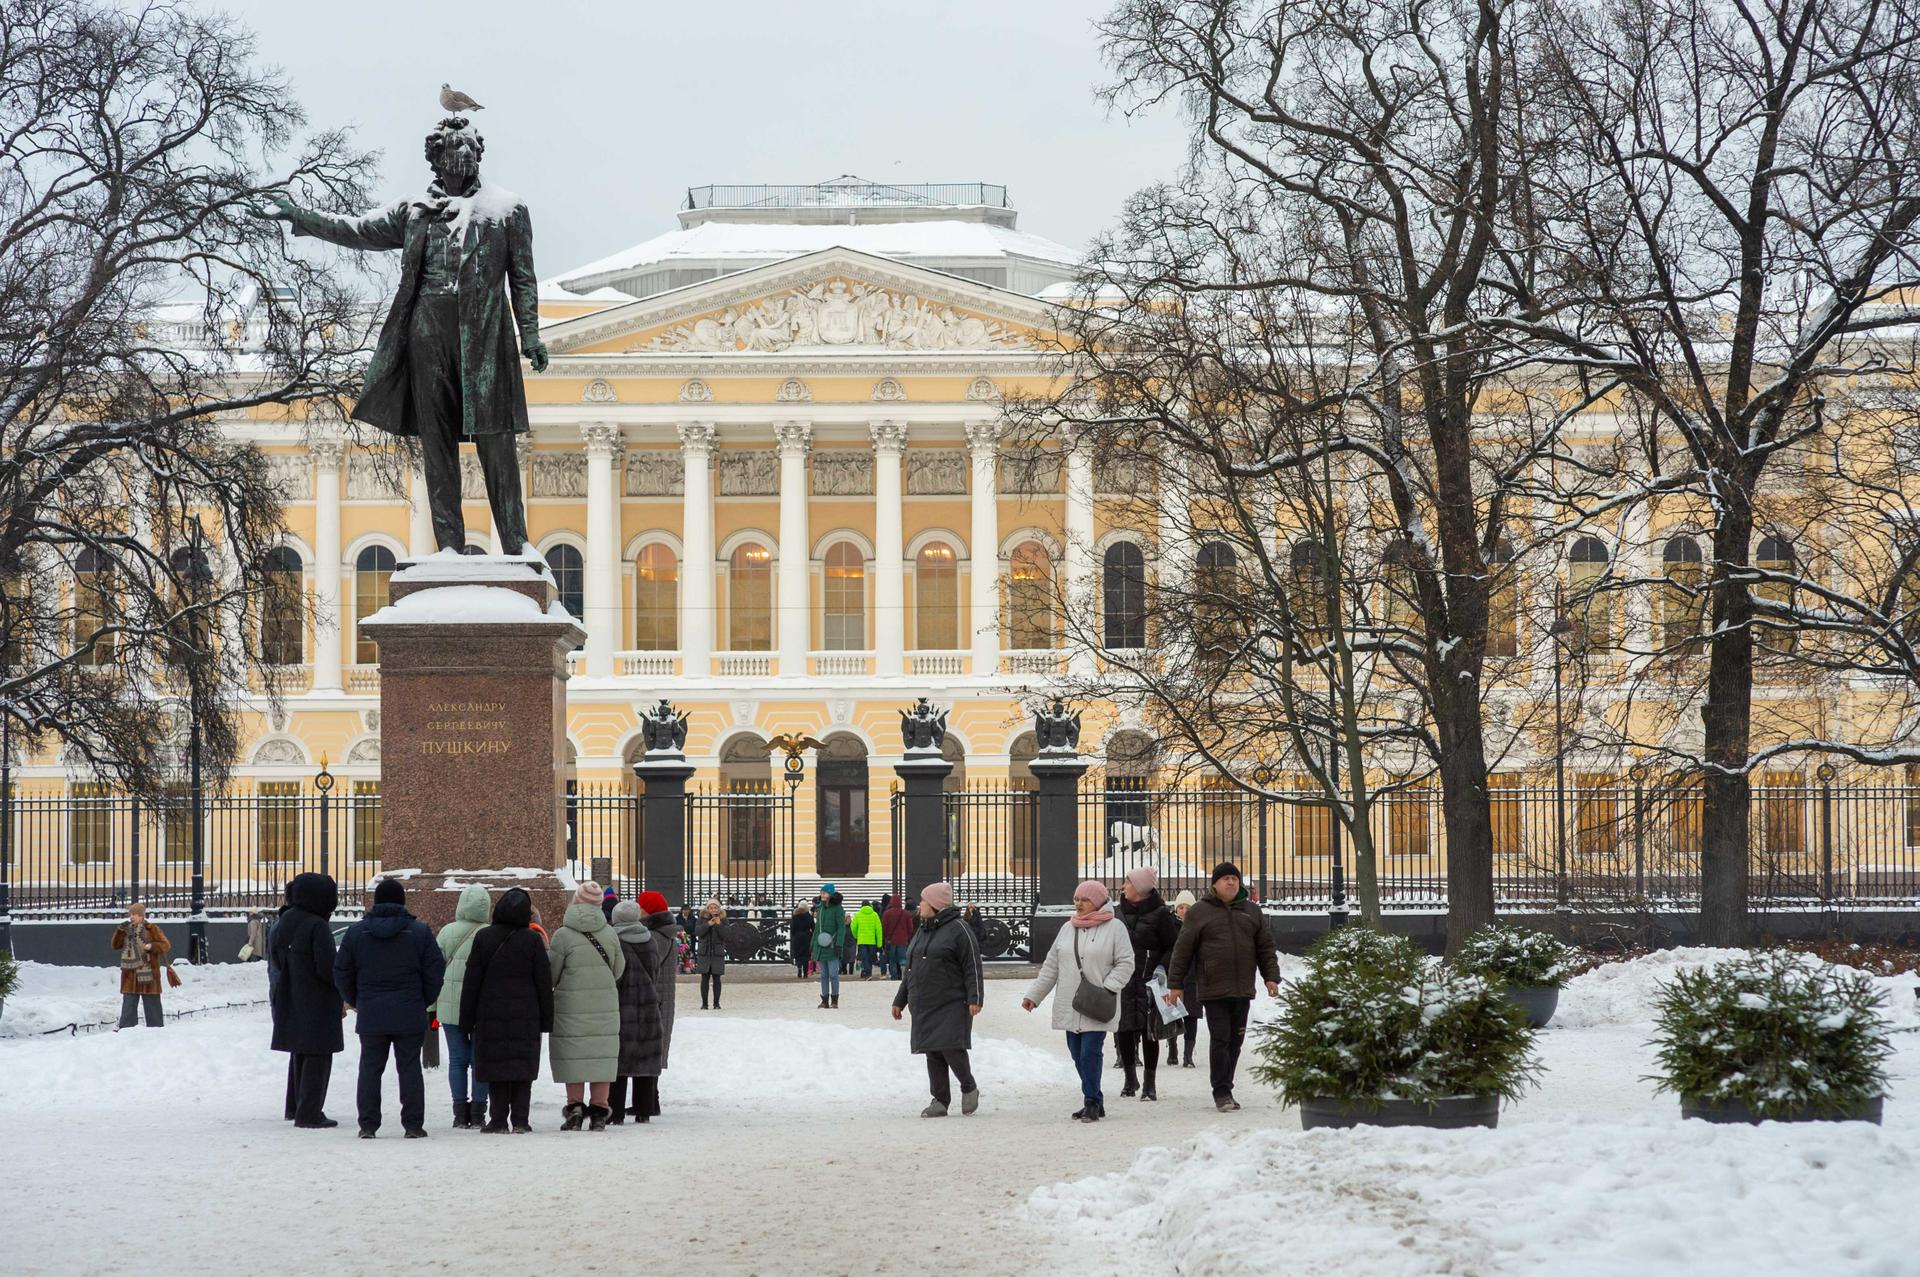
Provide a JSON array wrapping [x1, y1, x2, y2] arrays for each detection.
[[1149, 970, 1186, 1024]]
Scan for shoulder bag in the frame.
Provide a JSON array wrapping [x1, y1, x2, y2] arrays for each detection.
[[1069, 926, 1119, 1022]]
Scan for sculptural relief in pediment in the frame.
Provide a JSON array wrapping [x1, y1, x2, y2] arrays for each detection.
[[637, 279, 1036, 353]]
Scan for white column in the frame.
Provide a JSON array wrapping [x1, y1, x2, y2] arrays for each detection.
[[871, 421, 908, 676], [582, 423, 622, 677], [775, 420, 812, 676], [1064, 431, 1096, 675], [407, 465, 434, 558], [312, 437, 344, 692], [965, 421, 1001, 676], [677, 423, 716, 676]]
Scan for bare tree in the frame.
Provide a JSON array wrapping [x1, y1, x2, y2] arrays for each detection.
[[0, 0, 378, 794], [1519, 0, 1920, 941]]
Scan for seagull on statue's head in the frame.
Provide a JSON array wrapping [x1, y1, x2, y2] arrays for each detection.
[[439, 83, 484, 113]]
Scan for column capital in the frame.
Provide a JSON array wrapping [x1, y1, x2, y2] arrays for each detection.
[[870, 419, 908, 455], [677, 421, 717, 456], [963, 420, 999, 457], [310, 434, 347, 471], [774, 419, 812, 457], [580, 422, 623, 460]]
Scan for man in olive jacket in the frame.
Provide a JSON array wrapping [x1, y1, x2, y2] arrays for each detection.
[[250, 115, 547, 554], [1168, 862, 1280, 1112]]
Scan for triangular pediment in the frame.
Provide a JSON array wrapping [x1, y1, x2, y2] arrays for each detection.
[[542, 248, 1059, 357]]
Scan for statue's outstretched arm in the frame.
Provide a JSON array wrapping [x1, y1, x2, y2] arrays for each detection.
[[251, 192, 408, 253]]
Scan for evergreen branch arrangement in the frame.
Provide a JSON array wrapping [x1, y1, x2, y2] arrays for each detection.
[[1649, 950, 1894, 1119], [0, 948, 18, 1001], [1452, 924, 1579, 989], [1251, 926, 1541, 1109]]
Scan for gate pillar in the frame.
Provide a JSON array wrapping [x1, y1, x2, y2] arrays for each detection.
[[631, 699, 696, 909], [1026, 698, 1089, 959], [894, 698, 954, 907]]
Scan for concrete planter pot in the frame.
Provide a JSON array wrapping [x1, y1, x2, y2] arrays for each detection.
[[1505, 984, 1560, 1028], [1299, 1094, 1501, 1130], [1681, 1094, 1883, 1125]]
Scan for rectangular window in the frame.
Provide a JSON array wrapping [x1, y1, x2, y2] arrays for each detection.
[[257, 781, 301, 864], [1758, 771, 1806, 858], [1662, 776, 1703, 859], [352, 780, 382, 864], [1489, 773, 1526, 859], [162, 783, 194, 864], [1385, 778, 1431, 857], [1486, 582, 1518, 658], [1291, 776, 1333, 858], [1906, 765, 1920, 848], [1574, 773, 1620, 860], [71, 781, 113, 864]]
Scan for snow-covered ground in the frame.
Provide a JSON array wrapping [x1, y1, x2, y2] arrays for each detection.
[[1, 959, 268, 1037], [0, 951, 1913, 1276]]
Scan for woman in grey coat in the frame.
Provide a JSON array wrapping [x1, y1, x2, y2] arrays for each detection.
[[692, 899, 727, 1010], [606, 901, 661, 1125], [548, 881, 625, 1132], [890, 882, 985, 1118]]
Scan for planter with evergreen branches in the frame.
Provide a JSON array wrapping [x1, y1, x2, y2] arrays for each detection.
[[1452, 923, 1578, 1027], [1650, 950, 1893, 1124], [0, 947, 18, 1027], [1252, 926, 1541, 1129]]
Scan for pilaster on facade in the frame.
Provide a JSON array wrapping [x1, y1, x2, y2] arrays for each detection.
[[1063, 427, 1096, 676], [677, 422, 717, 677], [581, 421, 624, 677], [775, 420, 813, 676], [871, 420, 909, 676], [310, 435, 347, 693], [964, 420, 1001, 676]]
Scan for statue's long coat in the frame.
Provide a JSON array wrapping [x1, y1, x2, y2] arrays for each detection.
[[289, 185, 541, 438]]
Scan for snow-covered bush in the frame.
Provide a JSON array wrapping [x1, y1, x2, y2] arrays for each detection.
[[0, 948, 18, 1000], [1649, 950, 1894, 1119], [1453, 924, 1578, 989], [1252, 927, 1540, 1108]]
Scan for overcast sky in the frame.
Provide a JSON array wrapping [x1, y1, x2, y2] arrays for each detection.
[[220, 0, 1193, 280]]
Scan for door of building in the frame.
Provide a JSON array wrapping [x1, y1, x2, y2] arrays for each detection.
[[816, 758, 869, 879]]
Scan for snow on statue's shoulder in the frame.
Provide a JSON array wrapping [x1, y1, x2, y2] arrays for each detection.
[[444, 181, 522, 242], [362, 583, 572, 626]]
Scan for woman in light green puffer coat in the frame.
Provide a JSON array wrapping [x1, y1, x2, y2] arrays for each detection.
[[434, 884, 494, 1127], [549, 881, 626, 1131]]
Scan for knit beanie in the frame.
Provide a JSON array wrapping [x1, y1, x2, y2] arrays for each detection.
[[609, 900, 642, 926], [638, 891, 670, 916], [820, 882, 837, 895], [1210, 862, 1243, 885], [574, 880, 603, 905], [373, 878, 405, 906], [921, 881, 954, 911], [1075, 879, 1111, 908], [1172, 889, 1197, 908], [603, 886, 618, 899], [1126, 865, 1159, 893]]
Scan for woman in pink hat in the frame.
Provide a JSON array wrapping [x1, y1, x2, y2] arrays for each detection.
[[1022, 880, 1135, 1122]]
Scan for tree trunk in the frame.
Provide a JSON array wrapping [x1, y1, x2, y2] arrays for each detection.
[[1699, 505, 1757, 945], [1437, 696, 1498, 953]]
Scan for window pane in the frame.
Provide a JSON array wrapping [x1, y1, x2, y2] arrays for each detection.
[[729, 543, 773, 651], [915, 543, 958, 649], [634, 544, 679, 651], [1008, 541, 1054, 649], [259, 547, 304, 666], [353, 780, 382, 864], [71, 781, 113, 864], [353, 547, 395, 664], [162, 783, 193, 864], [823, 542, 865, 650], [1102, 542, 1146, 649], [257, 781, 301, 864], [545, 545, 585, 651], [1487, 541, 1517, 658], [74, 548, 114, 667]]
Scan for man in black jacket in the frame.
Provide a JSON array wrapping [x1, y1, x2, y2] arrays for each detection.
[[1168, 862, 1281, 1112], [269, 873, 344, 1128], [334, 878, 445, 1139]]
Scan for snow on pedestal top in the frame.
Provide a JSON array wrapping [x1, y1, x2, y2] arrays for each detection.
[[360, 583, 575, 627]]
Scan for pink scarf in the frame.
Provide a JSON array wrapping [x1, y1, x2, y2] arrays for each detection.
[[1069, 879, 1114, 929]]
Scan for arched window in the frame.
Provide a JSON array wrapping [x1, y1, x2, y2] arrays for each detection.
[[73, 546, 114, 666], [1487, 539, 1517, 657], [1567, 536, 1611, 651], [353, 546, 396, 664], [728, 542, 773, 651], [1008, 540, 1055, 649], [1289, 540, 1328, 633], [544, 544, 585, 650], [1755, 534, 1796, 649], [1661, 536, 1705, 652], [914, 543, 958, 649], [257, 547, 304, 666], [1194, 541, 1240, 661], [1102, 542, 1147, 649], [633, 544, 678, 651], [822, 541, 866, 651], [165, 545, 213, 668]]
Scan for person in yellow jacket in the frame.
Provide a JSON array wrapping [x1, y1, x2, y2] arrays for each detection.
[[851, 900, 887, 980]]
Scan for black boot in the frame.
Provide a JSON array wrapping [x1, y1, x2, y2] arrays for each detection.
[[560, 1103, 586, 1132], [1141, 1071, 1158, 1102], [831, 994, 840, 1009], [587, 1104, 611, 1132], [1166, 1042, 1179, 1066]]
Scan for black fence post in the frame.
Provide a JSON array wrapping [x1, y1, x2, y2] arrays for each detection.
[[129, 793, 141, 907], [1327, 800, 1349, 930], [1819, 764, 1836, 904], [188, 709, 206, 965], [316, 763, 333, 883], [1632, 772, 1646, 901], [632, 699, 696, 909], [0, 711, 10, 953]]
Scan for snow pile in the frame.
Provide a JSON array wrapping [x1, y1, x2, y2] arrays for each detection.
[[1029, 1119, 1917, 1276], [0, 960, 267, 1038], [1554, 948, 1920, 1030]]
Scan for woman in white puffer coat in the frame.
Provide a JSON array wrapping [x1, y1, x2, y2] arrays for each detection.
[[1022, 879, 1135, 1122]]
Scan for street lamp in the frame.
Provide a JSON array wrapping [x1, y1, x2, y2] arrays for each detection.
[[1550, 596, 1575, 912], [177, 516, 215, 964]]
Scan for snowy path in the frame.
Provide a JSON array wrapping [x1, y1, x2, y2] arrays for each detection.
[[1, 953, 1916, 1276]]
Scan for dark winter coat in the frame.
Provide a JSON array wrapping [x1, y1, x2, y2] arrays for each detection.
[[1116, 891, 1182, 1032], [891, 906, 985, 1055], [269, 873, 344, 1056], [458, 888, 555, 1083], [691, 913, 727, 975], [612, 923, 663, 1077], [641, 911, 679, 1074], [881, 904, 916, 948], [1168, 890, 1280, 1003], [334, 902, 445, 1038], [286, 184, 540, 440], [789, 910, 815, 959]]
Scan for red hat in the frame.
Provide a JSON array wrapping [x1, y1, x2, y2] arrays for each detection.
[[638, 890, 670, 915]]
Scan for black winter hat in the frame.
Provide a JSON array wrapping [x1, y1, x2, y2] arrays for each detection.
[[1210, 862, 1243, 885], [373, 877, 406, 906]]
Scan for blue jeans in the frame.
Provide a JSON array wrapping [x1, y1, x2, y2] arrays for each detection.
[[443, 1024, 488, 1107], [887, 943, 908, 979], [819, 956, 842, 997], [857, 944, 878, 977], [1066, 1030, 1107, 1106]]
